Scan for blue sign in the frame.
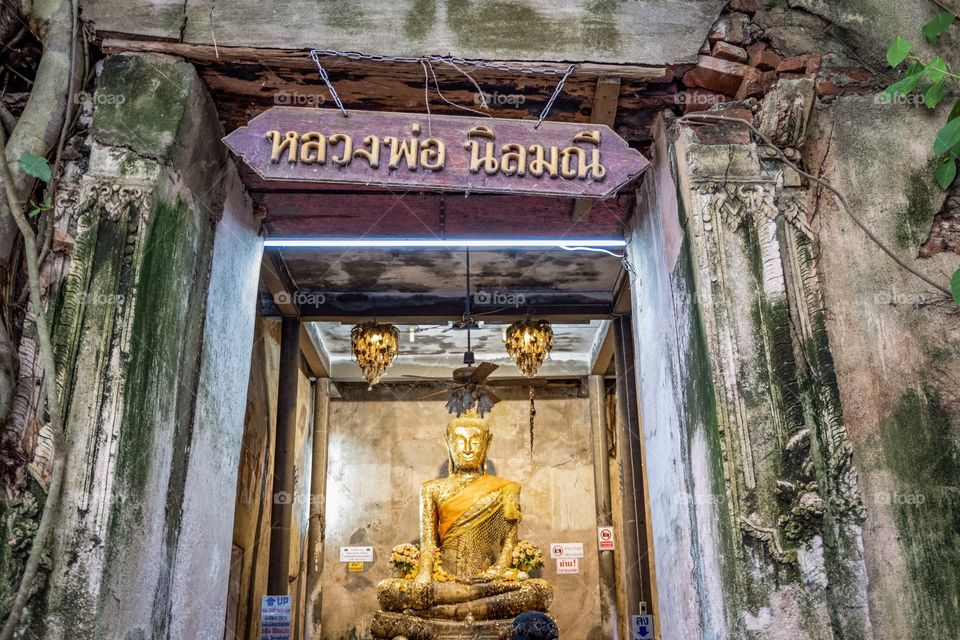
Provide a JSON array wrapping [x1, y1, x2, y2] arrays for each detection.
[[261, 595, 292, 640], [631, 614, 654, 640]]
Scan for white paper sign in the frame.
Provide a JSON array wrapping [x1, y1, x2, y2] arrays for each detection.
[[549, 542, 584, 559], [556, 557, 580, 574], [260, 595, 291, 640], [597, 526, 615, 551], [631, 614, 654, 640], [339, 546, 374, 562]]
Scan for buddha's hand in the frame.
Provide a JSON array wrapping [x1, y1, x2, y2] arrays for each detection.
[[410, 574, 434, 609]]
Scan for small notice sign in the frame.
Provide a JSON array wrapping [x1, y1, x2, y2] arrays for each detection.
[[339, 546, 374, 563], [631, 614, 654, 640], [598, 526, 615, 551], [550, 542, 584, 559], [556, 557, 580, 574], [347, 562, 365, 572], [260, 595, 291, 640]]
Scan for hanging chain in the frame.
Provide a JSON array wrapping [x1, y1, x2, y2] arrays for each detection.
[[529, 386, 536, 454], [535, 63, 575, 129], [309, 49, 577, 124], [310, 50, 349, 118]]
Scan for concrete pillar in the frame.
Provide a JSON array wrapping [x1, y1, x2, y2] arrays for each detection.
[[268, 317, 301, 595], [588, 375, 619, 638], [305, 378, 332, 640], [42, 52, 262, 639]]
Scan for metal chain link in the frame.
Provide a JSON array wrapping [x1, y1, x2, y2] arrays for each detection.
[[309, 49, 578, 124]]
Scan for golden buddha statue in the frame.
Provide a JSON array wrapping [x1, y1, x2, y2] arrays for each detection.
[[371, 411, 552, 639]]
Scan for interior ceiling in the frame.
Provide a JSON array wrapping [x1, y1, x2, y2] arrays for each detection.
[[278, 247, 621, 295], [311, 320, 607, 381]]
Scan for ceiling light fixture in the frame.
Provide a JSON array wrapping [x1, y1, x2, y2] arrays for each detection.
[[505, 319, 555, 378], [350, 321, 400, 388]]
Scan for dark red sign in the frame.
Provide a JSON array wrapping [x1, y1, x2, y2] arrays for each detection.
[[223, 108, 649, 198]]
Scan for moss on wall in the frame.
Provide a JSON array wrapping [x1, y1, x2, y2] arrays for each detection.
[[895, 167, 938, 251], [91, 54, 192, 159], [106, 197, 198, 562], [880, 386, 960, 638]]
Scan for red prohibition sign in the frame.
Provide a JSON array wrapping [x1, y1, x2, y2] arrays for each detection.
[[600, 529, 612, 541]]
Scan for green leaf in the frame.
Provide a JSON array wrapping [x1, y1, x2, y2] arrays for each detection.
[[934, 117, 960, 156], [952, 268, 960, 308], [935, 155, 957, 189], [18, 154, 51, 183], [922, 11, 956, 44], [884, 66, 925, 97], [887, 36, 912, 66], [28, 207, 41, 218], [926, 57, 948, 83], [925, 80, 946, 109], [949, 100, 960, 122]]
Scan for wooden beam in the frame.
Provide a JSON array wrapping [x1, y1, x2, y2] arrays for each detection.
[[574, 76, 622, 222], [260, 251, 298, 317], [287, 292, 614, 322], [591, 320, 616, 375], [299, 325, 329, 378], [97, 39, 676, 146]]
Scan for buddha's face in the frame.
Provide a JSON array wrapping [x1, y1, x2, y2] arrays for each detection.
[[446, 424, 491, 473]]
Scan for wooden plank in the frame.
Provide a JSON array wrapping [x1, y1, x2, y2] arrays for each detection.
[[574, 76, 622, 221], [87, 0, 727, 65], [256, 191, 632, 239]]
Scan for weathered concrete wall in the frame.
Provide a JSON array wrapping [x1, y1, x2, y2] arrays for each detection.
[[319, 397, 602, 639], [805, 95, 960, 640], [80, 0, 726, 66], [40, 52, 261, 639], [626, 118, 733, 640]]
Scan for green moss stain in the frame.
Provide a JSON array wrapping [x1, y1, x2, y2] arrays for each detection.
[[442, 0, 620, 57], [403, 0, 437, 41], [675, 239, 745, 636], [91, 55, 192, 158], [895, 167, 937, 250], [881, 386, 960, 637], [107, 198, 196, 554]]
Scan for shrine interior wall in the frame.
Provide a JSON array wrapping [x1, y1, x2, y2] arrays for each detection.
[[228, 317, 316, 640], [319, 397, 603, 639]]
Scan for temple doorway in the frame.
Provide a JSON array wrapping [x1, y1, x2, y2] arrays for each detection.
[[225, 225, 657, 639]]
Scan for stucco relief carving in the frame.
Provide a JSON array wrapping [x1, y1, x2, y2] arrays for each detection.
[[680, 84, 862, 568]]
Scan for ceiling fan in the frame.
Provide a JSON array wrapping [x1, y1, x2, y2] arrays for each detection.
[[403, 248, 545, 416]]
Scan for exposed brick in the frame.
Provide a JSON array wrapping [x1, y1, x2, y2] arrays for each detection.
[[682, 55, 752, 96], [713, 41, 749, 63], [680, 88, 726, 113], [805, 54, 822, 75], [747, 44, 783, 71], [729, 0, 759, 13], [736, 68, 777, 100], [777, 56, 808, 73], [815, 64, 879, 95]]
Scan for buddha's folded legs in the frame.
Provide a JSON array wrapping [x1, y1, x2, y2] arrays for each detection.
[[413, 579, 552, 621], [377, 579, 523, 612]]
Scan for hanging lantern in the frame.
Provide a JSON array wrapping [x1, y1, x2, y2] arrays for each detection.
[[505, 319, 554, 378], [351, 322, 400, 388]]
